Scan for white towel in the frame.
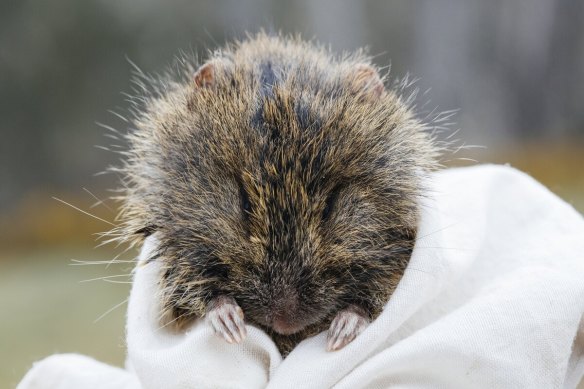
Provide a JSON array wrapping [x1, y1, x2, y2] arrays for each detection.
[[18, 165, 584, 389]]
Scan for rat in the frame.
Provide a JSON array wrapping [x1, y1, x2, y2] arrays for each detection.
[[113, 33, 440, 356]]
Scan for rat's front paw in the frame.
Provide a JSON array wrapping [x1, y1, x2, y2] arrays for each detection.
[[326, 305, 370, 351], [205, 296, 247, 344]]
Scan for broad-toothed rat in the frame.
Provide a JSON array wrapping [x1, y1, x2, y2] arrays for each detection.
[[113, 33, 439, 356]]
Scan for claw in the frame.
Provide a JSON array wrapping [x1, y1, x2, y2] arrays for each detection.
[[326, 305, 370, 351], [206, 296, 247, 344]]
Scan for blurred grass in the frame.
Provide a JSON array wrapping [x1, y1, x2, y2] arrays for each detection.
[[0, 247, 133, 387]]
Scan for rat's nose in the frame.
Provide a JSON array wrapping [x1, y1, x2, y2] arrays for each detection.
[[272, 314, 305, 335], [269, 291, 305, 334]]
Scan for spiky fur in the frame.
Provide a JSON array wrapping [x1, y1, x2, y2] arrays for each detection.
[[113, 33, 441, 355]]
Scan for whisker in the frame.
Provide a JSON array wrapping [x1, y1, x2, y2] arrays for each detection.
[[402, 267, 434, 275], [94, 298, 129, 323], [80, 274, 132, 283], [154, 310, 190, 333], [416, 223, 458, 240], [52, 197, 116, 227], [83, 187, 115, 212], [101, 279, 133, 284], [69, 259, 137, 266], [105, 245, 135, 269], [413, 246, 471, 251]]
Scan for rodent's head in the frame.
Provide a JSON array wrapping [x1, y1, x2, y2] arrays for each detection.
[[117, 34, 439, 335]]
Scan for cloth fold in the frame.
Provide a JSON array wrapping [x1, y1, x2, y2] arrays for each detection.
[[18, 165, 584, 388]]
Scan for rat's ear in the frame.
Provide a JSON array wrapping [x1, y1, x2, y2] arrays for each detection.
[[193, 62, 215, 88], [349, 64, 385, 99]]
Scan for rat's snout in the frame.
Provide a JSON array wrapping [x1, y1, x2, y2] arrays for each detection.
[[269, 291, 306, 335], [272, 314, 304, 335]]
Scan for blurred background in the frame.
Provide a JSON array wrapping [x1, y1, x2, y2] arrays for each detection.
[[1, 0, 583, 386]]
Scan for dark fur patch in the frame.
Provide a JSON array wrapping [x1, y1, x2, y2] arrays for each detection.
[[259, 60, 277, 97]]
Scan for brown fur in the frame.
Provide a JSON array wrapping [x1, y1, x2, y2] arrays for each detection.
[[112, 33, 441, 355]]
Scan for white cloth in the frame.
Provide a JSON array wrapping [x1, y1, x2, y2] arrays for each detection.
[[18, 165, 584, 389]]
